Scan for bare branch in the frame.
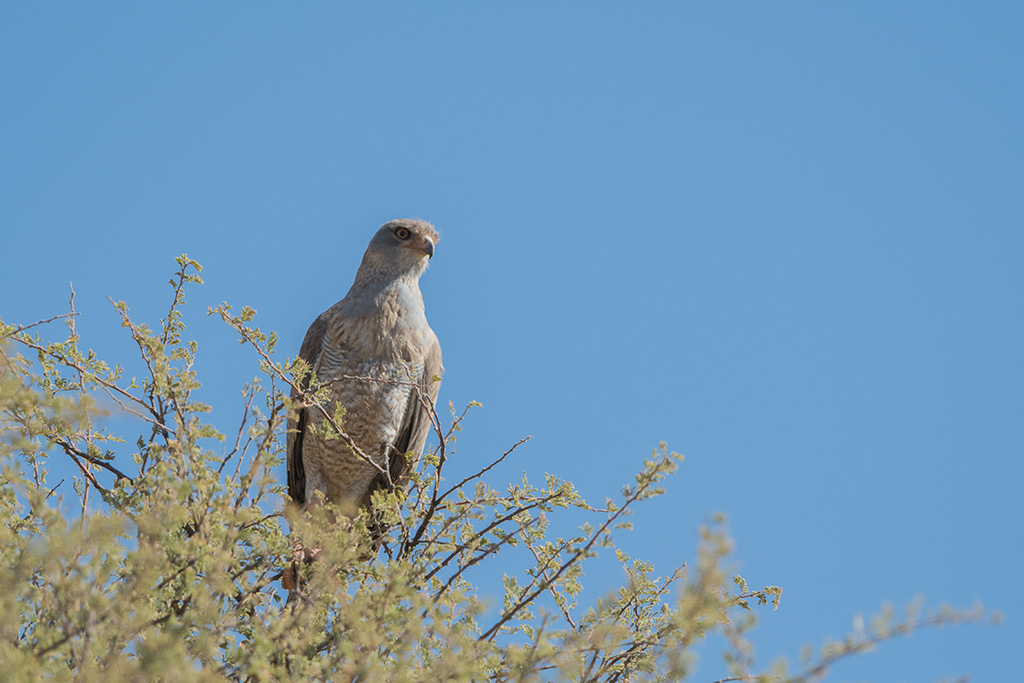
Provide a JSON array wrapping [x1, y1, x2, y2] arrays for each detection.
[[2, 312, 80, 337]]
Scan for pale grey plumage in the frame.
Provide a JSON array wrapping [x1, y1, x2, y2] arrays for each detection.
[[287, 219, 442, 519]]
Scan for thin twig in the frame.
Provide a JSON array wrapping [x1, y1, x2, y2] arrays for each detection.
[[2, 313, 80, 337], [55, 439, 132, 484]]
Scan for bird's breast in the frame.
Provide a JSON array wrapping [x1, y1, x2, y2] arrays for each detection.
[[303, 350, 417, 504]]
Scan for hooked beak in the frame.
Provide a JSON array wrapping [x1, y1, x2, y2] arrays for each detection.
[[402, 235, 435, 259]]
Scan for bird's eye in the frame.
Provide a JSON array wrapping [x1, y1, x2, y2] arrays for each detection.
[[394, 227, 411, 239]]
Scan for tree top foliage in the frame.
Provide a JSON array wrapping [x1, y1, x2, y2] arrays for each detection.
[[0, 256, 994, 682]]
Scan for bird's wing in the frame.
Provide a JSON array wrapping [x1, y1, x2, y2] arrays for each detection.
[[369, 334, 443, 500], [287, 312, 329, 506]]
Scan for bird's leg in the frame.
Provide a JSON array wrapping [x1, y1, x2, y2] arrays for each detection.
[[283, 543, 323, 602], [283, 494, 326, 601]]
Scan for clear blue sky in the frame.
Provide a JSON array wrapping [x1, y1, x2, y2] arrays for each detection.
[[2, 3, 1021, 680]]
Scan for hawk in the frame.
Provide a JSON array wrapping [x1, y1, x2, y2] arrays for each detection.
[[287, 219, 443, 526]]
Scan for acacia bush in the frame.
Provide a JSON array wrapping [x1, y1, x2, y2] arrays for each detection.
[[0, 256, 992, 682]]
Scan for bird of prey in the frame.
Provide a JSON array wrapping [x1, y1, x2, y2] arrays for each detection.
[[286, 219, 442, 526]]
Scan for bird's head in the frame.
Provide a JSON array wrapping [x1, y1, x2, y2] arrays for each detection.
[[360, 219, 440, 280]]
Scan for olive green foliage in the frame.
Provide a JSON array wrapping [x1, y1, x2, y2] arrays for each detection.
[[0, 257, 992, 682]]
